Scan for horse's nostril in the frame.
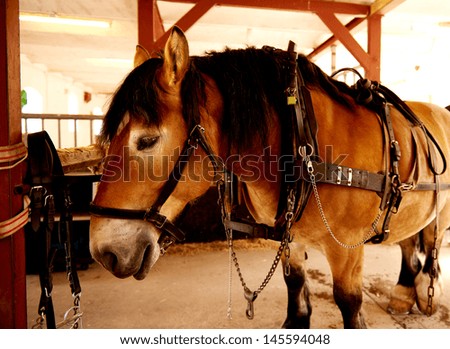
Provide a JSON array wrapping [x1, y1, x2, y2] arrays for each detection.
[[103, 251, 118, 272]]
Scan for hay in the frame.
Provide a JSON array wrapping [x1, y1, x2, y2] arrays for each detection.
[[166, 238, 279, 256]]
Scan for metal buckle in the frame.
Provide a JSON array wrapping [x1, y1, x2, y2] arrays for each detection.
[[145, 208, 167, 229], [159, 236, 176, 255], [347, 168, 353, 186], [336, 166, 342, 185]]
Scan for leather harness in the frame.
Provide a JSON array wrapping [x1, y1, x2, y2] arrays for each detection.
[[90, 41, 449, 252], [27, 131, 86, 329]]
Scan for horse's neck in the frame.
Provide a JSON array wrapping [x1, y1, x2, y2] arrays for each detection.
[[230, 120, 283, 226], [200, 72, 283, 226], [241, 179, 281, 226]]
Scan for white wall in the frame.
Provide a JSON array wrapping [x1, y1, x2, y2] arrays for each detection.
[[20, 54, 109, 147]]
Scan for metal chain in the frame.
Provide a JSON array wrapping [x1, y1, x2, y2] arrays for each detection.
[[226, 227, 289, 319], [427, 175, 440, 316], [228, 232, 288, 296], [57, 294, 83, 329], [227, 229, 233, 320], [32, 312, 45, 329], [427, 240, 438, 316], [304, 155, 382, 249], [218, 179, 291, 319]]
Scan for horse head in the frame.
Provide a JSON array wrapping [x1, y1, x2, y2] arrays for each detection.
[[90, 27, 221, 280]]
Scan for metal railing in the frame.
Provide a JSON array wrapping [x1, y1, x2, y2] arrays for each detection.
[[22, 113, 103, 149]]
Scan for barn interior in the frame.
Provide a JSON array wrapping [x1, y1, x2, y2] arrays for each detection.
[[1, 0, 450, 331]]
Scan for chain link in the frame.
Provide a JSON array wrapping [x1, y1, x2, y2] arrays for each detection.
[[426, 236, 438, 316], [218, 179, 291, 319], [32, 312, 45, 329], [226, 226, 289, 320], [227, 231, 288, 296], [427, 179, 440, 316], [305, 156, 382, 249], [227, 229, 233, 319]]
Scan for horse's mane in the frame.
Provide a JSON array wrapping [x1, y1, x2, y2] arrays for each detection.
[[191, 48, 355, 151], [100, 46, 356, 150]]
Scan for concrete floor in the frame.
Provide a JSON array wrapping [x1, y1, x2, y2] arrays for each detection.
[[26, 240, 450, 329]]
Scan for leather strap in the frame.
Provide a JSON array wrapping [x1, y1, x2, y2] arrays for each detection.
[[36, 193, 57, 329], [89, 125, 224, 251], [222, 219, 280, 240], [312, 162, 385, 193], [273, 41, 319, 231]]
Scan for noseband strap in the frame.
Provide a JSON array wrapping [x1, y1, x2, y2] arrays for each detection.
[[90, 125, 224, 253]]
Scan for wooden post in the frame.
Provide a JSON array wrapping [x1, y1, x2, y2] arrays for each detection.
[[0, 0, 27, 329], [367, 14, 382, 81], [137, 0, 165, 51], [138, 0, 214, 52]]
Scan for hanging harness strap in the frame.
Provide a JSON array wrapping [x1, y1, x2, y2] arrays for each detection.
[[27, 131, 83, 329], [261, 41, 319, 233], [28, 131, 63, 329], [57, 187, 83, 328], [34, 189, 57, 329]]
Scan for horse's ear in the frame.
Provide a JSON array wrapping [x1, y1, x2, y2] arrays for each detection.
[[134, 45, 151, 68], [160, 26, 189, 88]]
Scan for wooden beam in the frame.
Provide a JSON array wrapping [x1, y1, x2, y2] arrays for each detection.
[[0, 0, 27, 329], [152, 0, 165, 40], [307, 17, 365, 60], [139, 0, 392, 80], [138, 0, 165, 51], [316, 9, 372, 72], [163, 0, 370, 15], [370, 0, 406, 15], [367, 14, 382, 81], [152, 0, 215, 51]]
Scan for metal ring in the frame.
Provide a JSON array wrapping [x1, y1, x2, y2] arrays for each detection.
[[298, 143, 314, 158]]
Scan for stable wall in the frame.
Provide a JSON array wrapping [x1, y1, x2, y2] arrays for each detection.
[[20, 54, 109, 147]]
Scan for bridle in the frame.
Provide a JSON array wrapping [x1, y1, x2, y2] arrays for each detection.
[[89, 124, 224, 254], [89, 41, 317, 256]]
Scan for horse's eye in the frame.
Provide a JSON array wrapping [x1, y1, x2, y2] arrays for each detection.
[[137, 136, 159, 151]]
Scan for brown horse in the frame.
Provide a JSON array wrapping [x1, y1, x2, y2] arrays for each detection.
[[89, 27, 450, 328]]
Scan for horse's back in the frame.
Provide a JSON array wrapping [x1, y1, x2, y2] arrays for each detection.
[[407, 101, 450, 138], [405, 101, 450, 178], [307, 94, 450, 245]]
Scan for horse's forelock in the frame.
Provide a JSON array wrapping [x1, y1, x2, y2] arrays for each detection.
[[99, 58, 164, 145]]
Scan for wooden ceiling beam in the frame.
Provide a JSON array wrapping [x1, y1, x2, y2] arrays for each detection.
[[138, 1, 404, 80], [370, 0, 406, 15], [138, 0, 165, 51], [162, 0, 370, 15], [138, 0, 215, 52], [367, 14, 382, 81], [315, 9, 372, 72], [307, 17, 365, 60]]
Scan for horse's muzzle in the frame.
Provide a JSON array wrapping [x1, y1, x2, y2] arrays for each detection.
[[89, 217, 161, 279]]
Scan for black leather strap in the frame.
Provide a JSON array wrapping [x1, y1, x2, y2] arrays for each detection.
[[37, 193, 57, 329], [89, 125, 225, 250], [27, 131, 63, 329], [223, 219, 281, 240], [312, 162, 384, 193], [89, 203, 186, 251]]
